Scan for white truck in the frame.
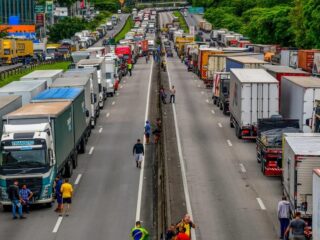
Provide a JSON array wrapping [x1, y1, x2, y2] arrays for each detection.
[[105, 59, 116, 97], [229, 69, 279, 139], [106, 21, 113, 30], [20, 70, 63, 86], [283, 133, 320, 222], [281, 76, 320, 133]]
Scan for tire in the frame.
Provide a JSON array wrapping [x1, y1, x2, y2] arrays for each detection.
[[219, 102, 223, 110], [261, 160, 265, 174], [110, 93, 114, 97], [3, 205, 11, 212], [229, 116, 234, 128], [72, 151, 78, 169], [45, 202, 53, 208], [64, 161, 73, 178], [78, 138, 86, 154], [213, 98, 217, 105], [235, 125, 242, 139]]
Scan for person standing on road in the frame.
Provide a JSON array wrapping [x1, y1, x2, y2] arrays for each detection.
[[131, 221, 149, 240], [153, 118, 162, 144], [285, 212, 307, 240], [54, 176, 63, 214], [176, 214, 196, 239], [7, 180, 26, 219], [278, 196, 292, 239], [133, 139, 144, 168], [144, 121, 151, 144], [145, 55, 149, 64], [166, 224, 177, 240], [128, 62, 133, 76], [19, 184, 33, 214], [160, 86, 167, 104], [169, 85, 176, 104], [176, 227, 190, 240], [60, 178, 73, 217]]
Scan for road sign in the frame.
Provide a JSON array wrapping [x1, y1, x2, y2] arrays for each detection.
[[46, 1, 53, 13], [35, 5, 45, 13]]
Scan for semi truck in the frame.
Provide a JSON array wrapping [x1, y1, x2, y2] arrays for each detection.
[[229, 69, 279, 139], [20, 70, 64, 86], [0, 39, 33, 64], [256, 117, 299, 176], [0, 91, 87, 207], [212, 72, 230, 115], [226, 56, 267, 72]]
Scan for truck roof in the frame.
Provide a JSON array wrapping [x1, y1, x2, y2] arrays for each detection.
[[227, 56, 266, 64], [20, 70, 63, 79], [32, 88, 82, 102], [282, 76, 320, 88], [0, 80, 47, 92], [51, 77, 90, 87], [64, 68, 96, 75], [5, 102, 71, 118], [231, 69, 278, 83], [0, 95, 21, 109], [262, 65, 308, 74], [78, 58, 104, 65], [285, 134, 320, 155]]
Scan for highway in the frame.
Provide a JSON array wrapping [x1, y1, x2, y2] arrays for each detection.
[[0, 58, 154, 239], [159, 12, 282, 239], [183, 12, 210, 41]]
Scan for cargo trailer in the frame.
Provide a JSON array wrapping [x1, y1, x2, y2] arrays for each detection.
[[229, 69, 279, 139], [212, 72, 230, 115], [0, 95, 22, 136], [0, 80, 47, 105], [197, 48, 223, 82], [20, 70, 64, 86], [281, 76, 320, 133], [280, 49, 298, 67], [226, 56, 267, 72], [298, 50, 320, 73]]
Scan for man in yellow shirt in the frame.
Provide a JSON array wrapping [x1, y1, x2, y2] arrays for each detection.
[[60, 178, 73, 216]]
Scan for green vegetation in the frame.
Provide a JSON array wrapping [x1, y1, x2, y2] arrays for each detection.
[[190, 0, 320, 48], [114, 18, 134, 43], [173, 11, 189, 33], [91, 0, 121, 12], [0, 61, 71, 87]]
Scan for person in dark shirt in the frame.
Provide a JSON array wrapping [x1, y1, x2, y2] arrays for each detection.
[[285, 212, 307, 240], [166, 224, 177, 240], [7, 180, 25, 219], [133, 139, 144, 168]]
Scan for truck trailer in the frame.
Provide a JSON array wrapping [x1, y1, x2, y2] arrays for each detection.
[[20, 70, 64, 86], [226, 56, 267, 72], [212, 72, 230, 115], [229, 69, 279, 139]]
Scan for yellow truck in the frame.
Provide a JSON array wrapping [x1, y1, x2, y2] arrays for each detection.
[[0, 38, 33, 64], [175, 36, 195, 57]]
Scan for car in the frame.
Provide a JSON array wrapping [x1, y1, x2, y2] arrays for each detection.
[[118, 9, 121, 14]]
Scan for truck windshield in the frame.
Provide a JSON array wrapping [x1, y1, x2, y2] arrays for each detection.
[[1, 149, 47, 168]]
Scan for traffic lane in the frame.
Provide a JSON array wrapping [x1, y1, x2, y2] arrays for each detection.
[[54, 58, 153, 240], [166, 56, 278, 239]]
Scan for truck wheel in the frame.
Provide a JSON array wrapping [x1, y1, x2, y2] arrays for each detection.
[[78, 138, 86, 154], [230, 116, 234, 128], [257, 152, 261, 163], [64, 161, 73, 178], [235, 125, 242, 139], [72, 151, 78, 169], [219, 102, 223, 110], [261, 160, 265, 174], [3, 205, 11, 212], [45, 202, 53, 208]]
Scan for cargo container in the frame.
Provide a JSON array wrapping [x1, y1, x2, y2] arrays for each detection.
[[226, 56, 267, 72], [77, 58, 106, 109], [229, 69, 279, 139], [0, 95, 22, 136], [313, 169, 320, 240], [298, 50, 320, 73], [198, 48, 223, 82], [283, 133, 320, 222], [0, 39, 17, 64], [280, 50, 298, 67], [212, 72, 230, 115], [281, 76, 320, 133], [20, 70, 64, 86], [0, 80, 47, 105], [313, 52, 320, 75], [0, 99, 87, 207], [16, 39, 33, 59]]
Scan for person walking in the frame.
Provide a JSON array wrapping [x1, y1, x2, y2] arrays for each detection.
[[60, 179, 73, 217], [166, 224, 177, 240], [176, 227, 190, 240], [145, 55, 149, 64], [133, 139, 144, 168], [19, 184, 33, 214], [144, 121, 151, 144], [176, 214, 196, 239], [7, 180, 25, 219], [285, 212, 307, 240], [160, 86, 167, 104], [169, 85, 176, 104], [278, 196, 292, 239], [130, 221, 149, 240], [54, 176, 63, 214], [128, 62, 133, 76], [152, 118, 162, 144]]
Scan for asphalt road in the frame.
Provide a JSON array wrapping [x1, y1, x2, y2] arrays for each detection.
[[159, 12, 282, 240], [0, 58, 154, 240], [183, 13, 210, 41]]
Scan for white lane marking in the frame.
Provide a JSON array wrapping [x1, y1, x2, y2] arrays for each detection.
[[136, 58, 153, 221], [166, 52, 197, 240], [123, 80, 126, 83], [197, 84, 201, 88], [106, 112, 110, 118], [239, 163, 246, 173], [99, 127, 103, 133], [88, 147, 94, 155], [112, 101, 115, 105], [218, 123, 223, 128], [206, 99, 210, 103], [201, 91, 204, 95], [211, 109, 215, 114], [74, 174, 82, 185], [52, 217, 63, 233], [120, 85, 123, 89], [256, 198, 266, 210], [227, 139, 233, 147], [116, 92, 120, 96]]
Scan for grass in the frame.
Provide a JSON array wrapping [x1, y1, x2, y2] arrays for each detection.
[[114, 17, 134, 43], [173, 11, 189, 33], [0, 61, 71, 87]]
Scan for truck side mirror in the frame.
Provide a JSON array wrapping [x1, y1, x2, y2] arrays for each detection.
[[85, 110, 90, 117], [48, 149, 54, 166], [94, 94, 97, 103]]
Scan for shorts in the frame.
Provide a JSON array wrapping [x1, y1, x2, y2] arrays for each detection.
[[63, 198, 72, 204], [135, 153, 143, 162], [145, 133, 150, 138]]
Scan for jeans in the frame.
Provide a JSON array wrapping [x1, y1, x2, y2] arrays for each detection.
[[170, 95, 175, 103], [12, 200, 23, 217], [279, 218, 290, 239]]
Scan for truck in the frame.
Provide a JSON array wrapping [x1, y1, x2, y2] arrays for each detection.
[[0, 95, 22, 135], [229, 69, 279, 139], [33, 42, 46, 57], [198, 48, 223, 82], [313, 169, 320, 240], [281, 76, 320, 133], [256, 117, 300, 176], [280, 49, 298, 67], [115, 45, 132, 64], [105, 59, 116, 97], [0, 80, 47, 105], [298, 50, 320, 73], [77, 58, 107, 109], [20, 70, 64, 86], [282, 133, 320, 224], [0, 93, 87, 208], [226, 56, 267, 72], [212, 72, 230, 115], [106, 21, 113, 30]]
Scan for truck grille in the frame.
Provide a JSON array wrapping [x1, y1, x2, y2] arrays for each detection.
[[6, 177, 42, 200]]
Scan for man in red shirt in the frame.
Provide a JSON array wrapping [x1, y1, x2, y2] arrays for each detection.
[[176, 227, 190, 240]]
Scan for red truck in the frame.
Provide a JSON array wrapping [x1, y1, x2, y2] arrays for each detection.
[[139, 40, 148, 56], [115, 45, 132, 64]]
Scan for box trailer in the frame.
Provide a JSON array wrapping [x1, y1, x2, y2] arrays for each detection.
[[229, 69, 279, 139], [226, 56, 267, 72], [212, 72, 230, 115], [197, 48, 223, 82], [20, 70, 64, 86], [298, 50, 320, 73], [283, 133, 320, 222], [280, 50, 298, 67], [0, 95, 22, 135], [0, 80, 47, 105], [281, 76, 320, 133], [313, 169, 320, 240]]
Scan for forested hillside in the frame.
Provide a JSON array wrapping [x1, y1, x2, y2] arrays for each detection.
[[189, 0, 320, 48]]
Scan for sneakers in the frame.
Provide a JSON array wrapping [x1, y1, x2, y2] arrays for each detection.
[[19, 216, 26, 219], [136, 161, 139, 168], [13, 216, 18, 220]]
